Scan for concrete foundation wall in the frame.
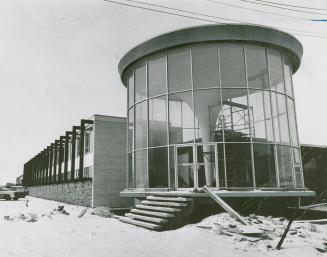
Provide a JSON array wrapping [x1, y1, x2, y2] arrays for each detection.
[[28, 181, 92, 207], [93, 115, 133, 208]]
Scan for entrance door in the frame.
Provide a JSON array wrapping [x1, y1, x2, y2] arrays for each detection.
[[176, 144, 218, 189]]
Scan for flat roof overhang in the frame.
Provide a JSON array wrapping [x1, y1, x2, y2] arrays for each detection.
[[119, 24, 303, 83], [120, 189, 315, 198]]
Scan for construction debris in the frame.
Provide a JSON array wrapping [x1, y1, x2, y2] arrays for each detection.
[[196, 212, 325, 252]]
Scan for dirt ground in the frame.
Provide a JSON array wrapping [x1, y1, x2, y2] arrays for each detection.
[[0, 197, 326, 257]]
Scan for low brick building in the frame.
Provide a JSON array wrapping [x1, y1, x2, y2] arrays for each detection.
[[23, 115, 132, 208]]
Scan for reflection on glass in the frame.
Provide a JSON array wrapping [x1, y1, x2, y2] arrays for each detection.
[[271, 92, 280, 142], [192, 44, 220, 89], [220, 43, 246, 88], [283, 57, 294, 97], [268, 49, 285, 93], [168, 48, 192, 92], [249, 90, 267, 142], [193, 89, 222, 143], [197, 144, 217, 187], [128, 108, 134, 152], [245, 45, 269, 89], [263, 91, 274, 142], [169, 146, 175, 189], [177, 146, 194, 188], [149, 96, 167, 147], [134, 61, 146, 102], [277, 94, 290, 144], [169, 92, 194, 144], [225, 143, 253, 187], [135, 150, 148, 188], [253, 144, 276, 187], [148, 53, 167, 97], [135, 101, 147, 149], [217, 143, 226, 187], [128, 153, 134, 188], [149, 147, 168, 188], [277, 145, 293, 188], [127, 69, 134, 107], [287, 98, 299, 147], [222, 89, 250, 142], [293, 148, 304, 188]]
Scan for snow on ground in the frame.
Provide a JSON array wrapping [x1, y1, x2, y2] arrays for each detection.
[[0, 197, 326, 257]]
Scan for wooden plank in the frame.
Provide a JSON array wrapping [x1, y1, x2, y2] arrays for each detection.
[[203, 186, 248, 225]]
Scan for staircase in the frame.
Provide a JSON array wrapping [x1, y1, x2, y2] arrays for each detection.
[[119, 195, 194, 231]]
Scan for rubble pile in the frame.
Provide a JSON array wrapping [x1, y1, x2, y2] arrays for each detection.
[[197, 212, 327, 253]]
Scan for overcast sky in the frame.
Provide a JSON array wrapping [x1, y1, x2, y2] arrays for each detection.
[[0, 0, 326, 184]]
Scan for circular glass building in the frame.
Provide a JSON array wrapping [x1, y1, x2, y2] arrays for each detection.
[[119, 24, 305, 192]]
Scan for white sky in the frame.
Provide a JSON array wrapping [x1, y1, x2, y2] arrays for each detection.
[[0, 0, 326, 184]]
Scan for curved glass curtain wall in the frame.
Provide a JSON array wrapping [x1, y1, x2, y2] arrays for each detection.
[[125, 42, 304, 190]]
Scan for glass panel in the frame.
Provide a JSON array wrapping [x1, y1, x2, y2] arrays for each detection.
[[196, 145, 217, 187], [128, 108, 134, 152], [192, 44, 220, 89], [148, 147, 168, 188], [253, 143, 276, 187], [225, 143, 253, 187], [217, 143, 226, 187], [177, 146, 194, 188], [128, 153, 134, 188], [168, 48, 192, 92], [221, 89, 251, 142], [135, 150, 148, 188], [169, 92, 194, 144], [149, 96, 167, 147], [134, 61, 146, 102], [248, 90, 267, 142], [148, 53, 167, 97], [169, 146, 175, 189], [263, 91, 274, 142], [287, 98, 299, 147], [276, 145, 293, 188], [283, 57, 294, 98], [245, 45, 269, 89], [277, 94, 290, 144], [271, 92, 280, 143], [127, 69, 134, 107], [220, 43, 246, 88], [268, 49, 284, 93], [135, 101, 147, 149], [293, 148, 304, 188], [193, 89, 222, 143]]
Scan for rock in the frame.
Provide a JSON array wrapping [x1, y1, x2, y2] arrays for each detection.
[[57, 206, 64, 211], [315, 247, 327, 253], [26, 213, 38, 222], [91, 207, 112, 218], [240, 225, 263, 236], [289, 230, 297, 235], [212, 224, 223, 235], [229, 223, 237, 228], [233, 235, 247, 242], [249, 214, 257, 219], [308, 224, 317, 232]]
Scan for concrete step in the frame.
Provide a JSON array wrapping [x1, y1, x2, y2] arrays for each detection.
[[119, 216, 162, 230], [141, 200, 188, 207], [146, 196, 193, 202], [126, 213, 168, 224], [131, 208, 175, 218], [136, 204, 181, 213]]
